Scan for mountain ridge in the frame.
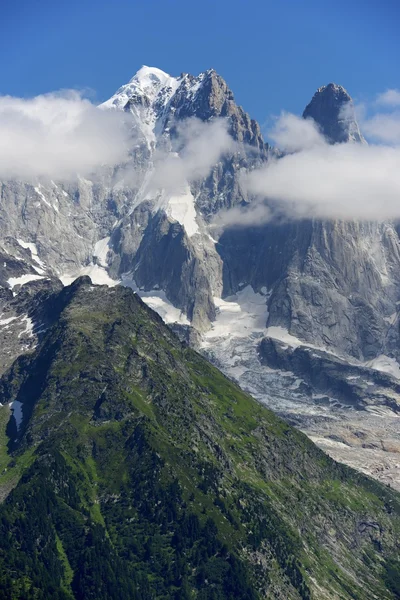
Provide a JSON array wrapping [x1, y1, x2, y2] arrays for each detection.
[[0, 278, 399, 599]]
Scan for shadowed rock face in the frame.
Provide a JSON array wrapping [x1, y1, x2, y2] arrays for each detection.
[[303, 82, 364, 143], [258, 336, 400, 414]]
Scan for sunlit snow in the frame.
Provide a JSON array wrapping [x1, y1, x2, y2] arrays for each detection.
[[60, 264, 117, 287], [34, 184, 52, 208], [121, 276, 189, 325], [18, 316, 34, 338], [0, 315, 18, 326], [366, 354, 400, 379], [165, 187, 199, 237], [17, 239, 46, 273], [93, 237, 110, 268], [8, 274, 45, 289]]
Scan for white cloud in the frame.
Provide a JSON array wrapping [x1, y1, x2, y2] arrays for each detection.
[[148, 118, 235, 191], [213, 201, 273, 229], [216, 111, 400, 226], [4, 86, 399, 228], [0, 91, 133, 181], [376, 89, 400, 107], [247, 143, 400, 221], [362, 112, 400, 144], [269, 112, 324, 152]]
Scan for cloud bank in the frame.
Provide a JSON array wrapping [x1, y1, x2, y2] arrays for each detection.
[[376, 89, 400, 107], [148, 118, 235, 192], [362, 112, 400, 144], [216, 103, 400, 227], [268, 112, 323, 152], [0, 91, 133, 181], [3, 85, 399, 227]]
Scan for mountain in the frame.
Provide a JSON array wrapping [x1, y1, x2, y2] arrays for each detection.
[[303, 83, 364, 143], [1, 67, 400, 490], [0, 278, 399, 599], [104, 66, 269, 330]]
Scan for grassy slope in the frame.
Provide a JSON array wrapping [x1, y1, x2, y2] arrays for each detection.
[[0, 278, 399, 599]]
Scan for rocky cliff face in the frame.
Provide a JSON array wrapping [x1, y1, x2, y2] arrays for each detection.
[[219, 83, 400, 362], [303, 82, 364, 143], [1, 67, 400, 487], [99, 66, 270, 330]]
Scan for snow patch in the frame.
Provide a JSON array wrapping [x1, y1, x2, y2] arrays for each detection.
[[207, 233, 219, 244], [384, 312, 398, 326], [60, 264, 118, 287], [165, 187, 199, 237], [264, 325, 342, 358], [18, 316, 34, 338], [289, 378, 304, 390], [93, 237, 110, 268], [0, 315, 17, 326], [102, 66, 180, 111], [17, 239, 46, 270], [204, 286, 268, 342], [121, 276, 189, 325], [309, 436, 350, 450], [264, 326, 304, 349], [8, 274, 45, 289], [34, 185, 52, 208], [366, 354, 400, 379]]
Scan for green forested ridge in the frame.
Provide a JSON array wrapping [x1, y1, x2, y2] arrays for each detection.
[[0, 277, 399, 599]]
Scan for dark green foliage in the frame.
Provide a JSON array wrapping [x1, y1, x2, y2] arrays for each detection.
[[0, 279, 399, 599], [384, 559, 400, 598]]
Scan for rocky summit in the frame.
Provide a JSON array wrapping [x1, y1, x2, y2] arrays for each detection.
[[303, 83, 365, 143], [0, 278, 399, 599], [1, 66, 400, 490]]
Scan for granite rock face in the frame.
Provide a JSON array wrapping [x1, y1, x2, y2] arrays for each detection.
[[120, 211, 220, 329], [268, 220, 400, 360], [220, 217, 400, 361], [102, 67, 270, 330], [219, 83, 400, 362], [303, 82, 365, 143]]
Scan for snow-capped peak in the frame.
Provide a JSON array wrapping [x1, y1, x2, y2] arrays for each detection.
[[129, 66, 177, 93], [101, 66, 219, 150], [101, 66, 180, 111]]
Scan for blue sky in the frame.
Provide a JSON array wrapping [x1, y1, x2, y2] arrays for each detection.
[[1, 0, 399, 123]]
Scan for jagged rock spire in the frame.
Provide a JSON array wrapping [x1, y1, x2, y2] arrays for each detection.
[[303, 82, 364, 143]]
